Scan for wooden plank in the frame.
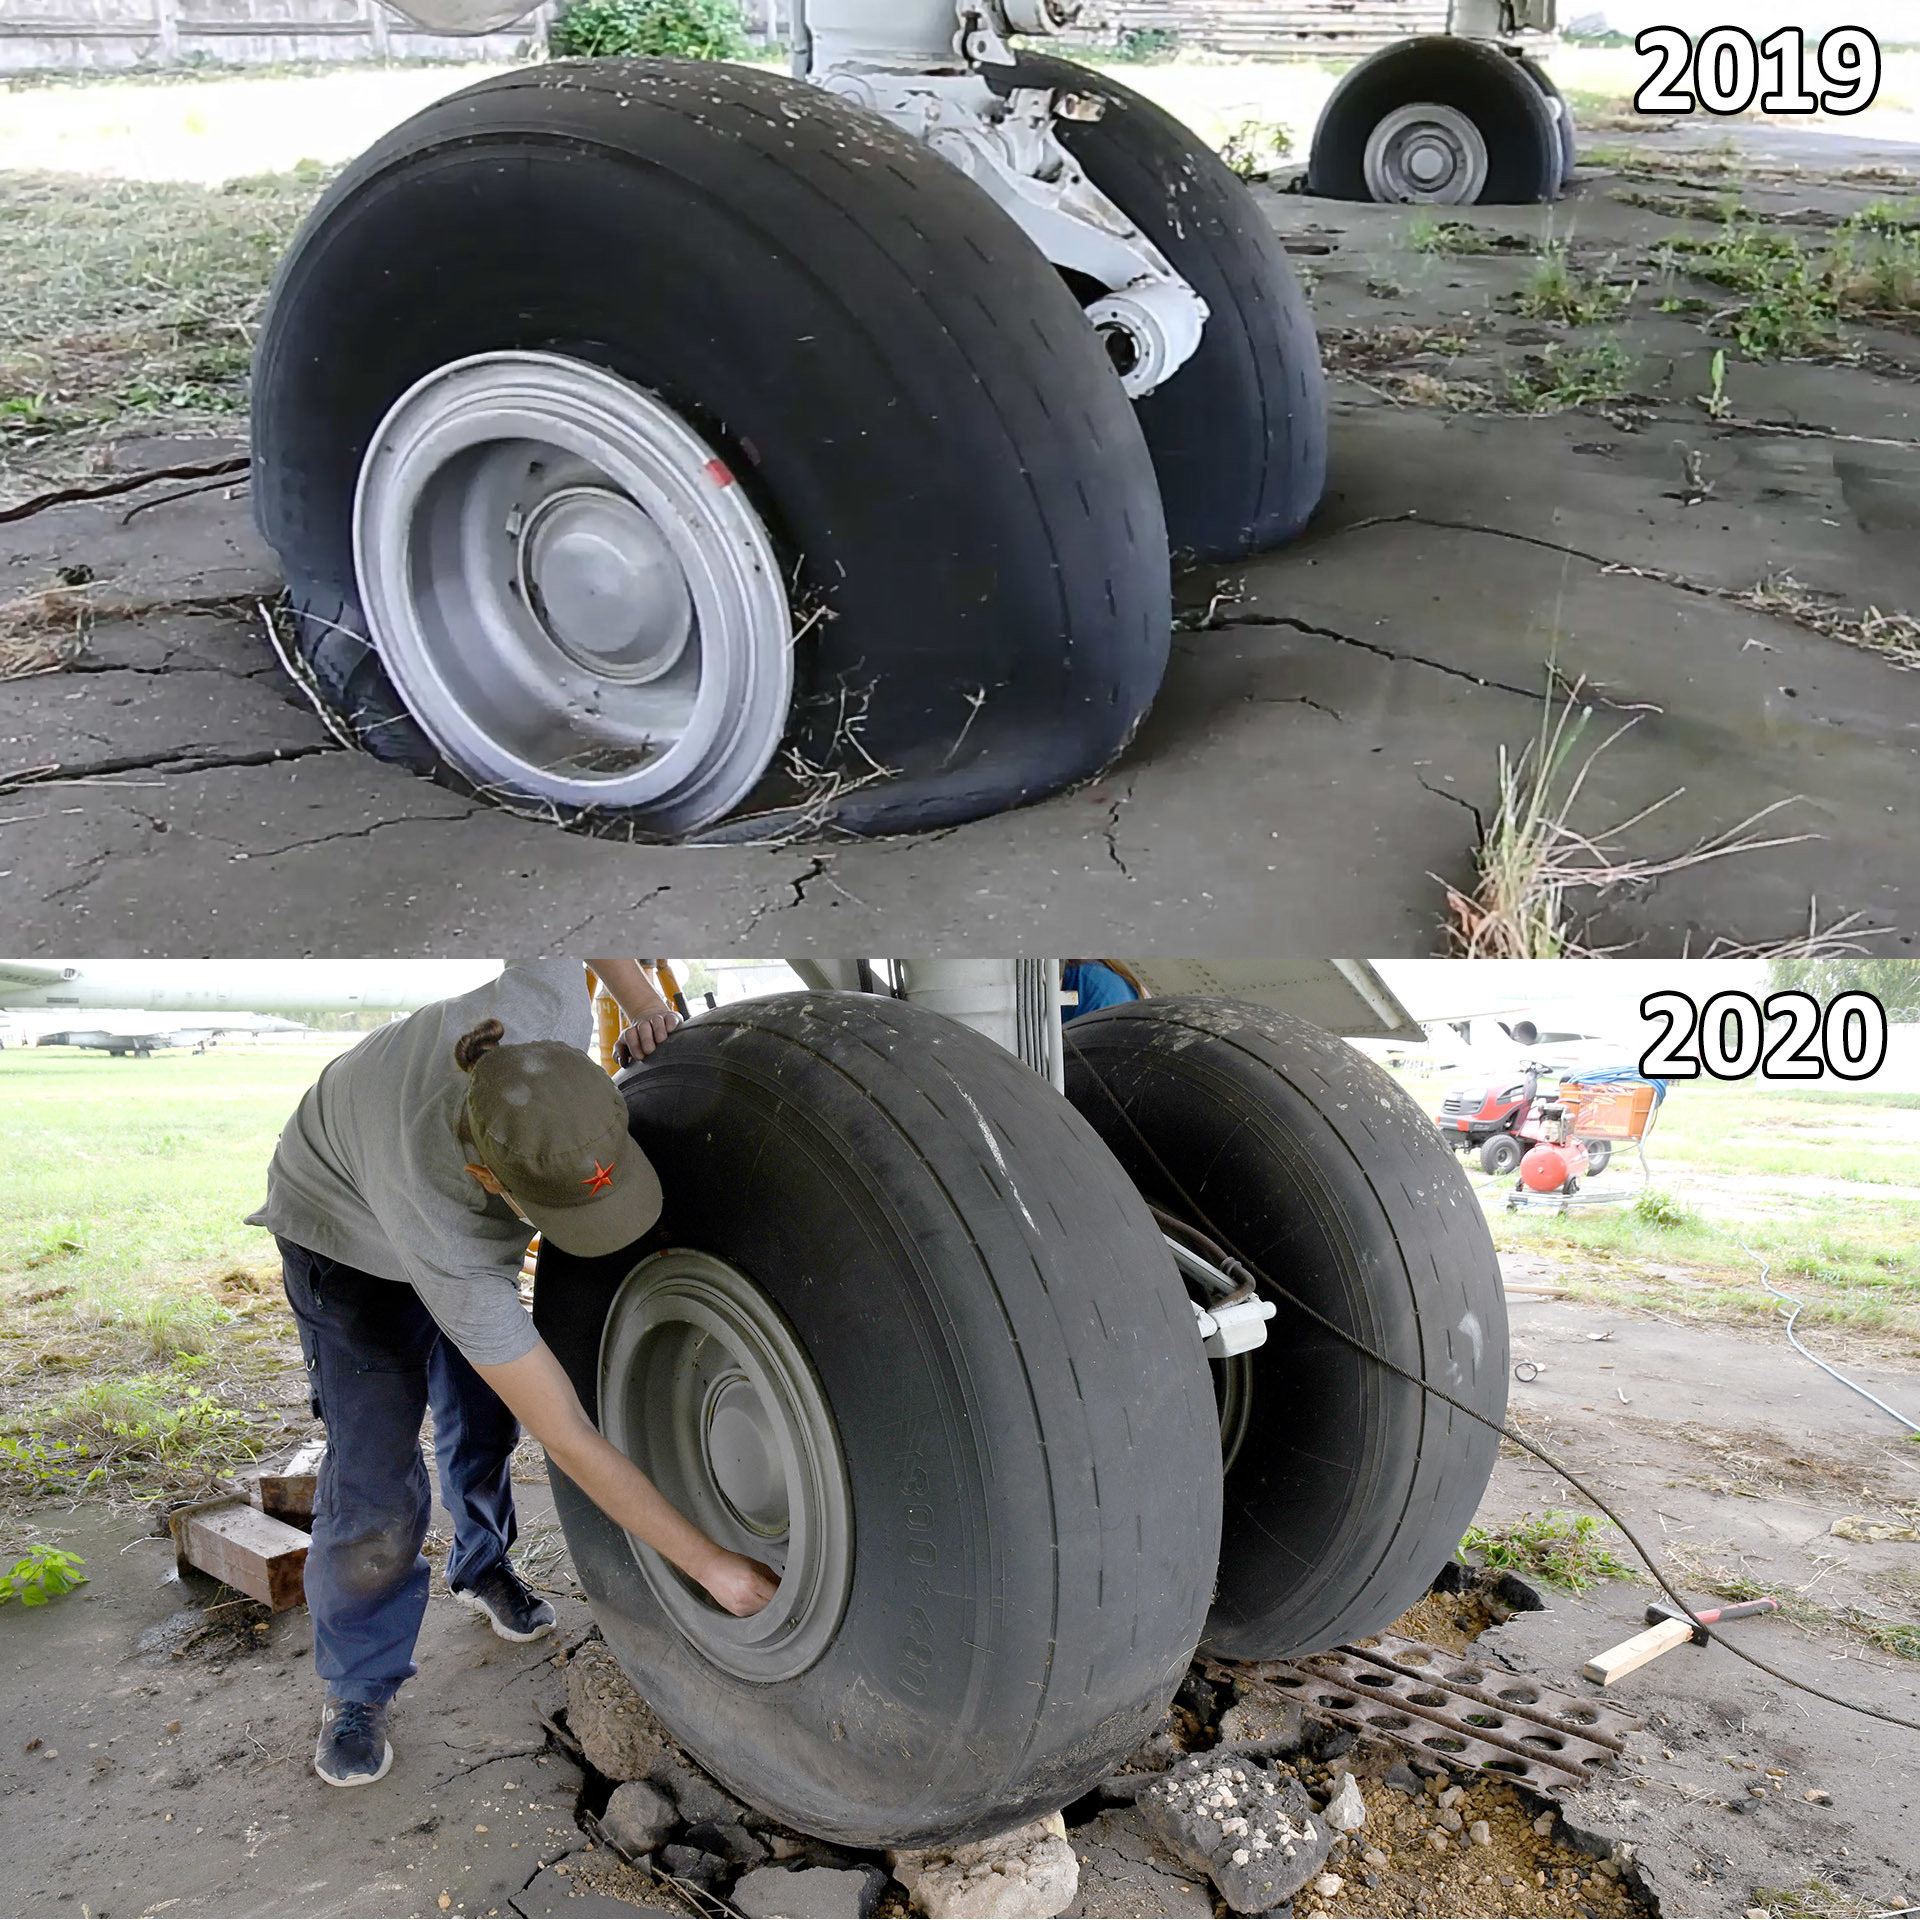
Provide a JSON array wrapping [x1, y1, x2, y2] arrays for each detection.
[[240, 1440, 325, 1524], [1581, 1615, 1695, 1686], [177, 1500, 310, 1611]]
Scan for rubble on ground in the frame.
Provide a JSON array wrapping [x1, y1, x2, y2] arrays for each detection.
[[1137, 1752, 1332, 1913], [887, 1813, 1078, 1919]]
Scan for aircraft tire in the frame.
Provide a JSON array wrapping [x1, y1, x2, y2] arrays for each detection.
[[252, 58, 1170, 839], [1307, 36, 1563, 206], [1517, 53, 1580, 190], [990, 54, 1328, 561], [1062, 998, 1508, 1660], [533, 992, 1223, 1845]]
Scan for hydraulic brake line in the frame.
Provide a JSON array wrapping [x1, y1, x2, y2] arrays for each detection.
[[1062, 1026, 1920, 1737]]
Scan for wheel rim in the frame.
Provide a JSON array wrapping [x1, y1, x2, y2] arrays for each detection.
[[1364, 102, 1490, 204], [353, 352, 793, 833], [598, 1249, 852, 1682]]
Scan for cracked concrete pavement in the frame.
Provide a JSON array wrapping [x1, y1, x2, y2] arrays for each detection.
[[3, 121, 1917, 951]]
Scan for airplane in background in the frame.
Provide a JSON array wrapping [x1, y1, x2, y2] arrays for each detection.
[[20, 1012, 311, 1057], [0, 959, 504, 1015]]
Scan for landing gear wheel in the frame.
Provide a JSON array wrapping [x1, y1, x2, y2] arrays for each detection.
[[1518, 54, 1580, 191], [1307, 37, 1563, 206], [1480, 1133, 1525, 1177], [253, 59, 1170, 839], [534, 993, 1224, 1845], [990, 55, 1328, 560], [1582, 1138, 1613, 1176], [1062, 999, 1508, 1659]]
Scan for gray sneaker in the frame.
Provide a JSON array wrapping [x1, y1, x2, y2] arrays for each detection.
[[452, 1561, 556, 1643], [314, 1696, 394, 1787]]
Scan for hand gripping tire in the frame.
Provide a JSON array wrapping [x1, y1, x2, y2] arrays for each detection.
[[1061, 999, 1508, 1660], [989, 55, 1328, 562], [251, 59, 1170, 841], [532, 994, 1223, 1844], [1307, 37, 1563, 207]]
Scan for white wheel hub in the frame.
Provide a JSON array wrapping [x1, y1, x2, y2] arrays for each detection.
[[353, 351, 793, 832], [1364, 102, 1490, 205]]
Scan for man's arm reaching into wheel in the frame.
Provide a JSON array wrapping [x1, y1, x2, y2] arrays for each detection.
[[476, 1340, 779, 1618]]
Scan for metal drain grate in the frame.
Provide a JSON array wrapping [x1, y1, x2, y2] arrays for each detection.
[[1242, 1634, 1646, 1790]]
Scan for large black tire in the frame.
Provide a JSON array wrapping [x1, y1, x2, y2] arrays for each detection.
[[1061, 999, 1508, 1660], [533, 994, 1223, 1845], [989, 55, 1328, 562], [1519, 54, 1580, 191], [1307, 37, 1563, 206], [1582, 1137, 1613, 1176], [1480, 1132, 1525, 1177], [252, 60, 1170, 841]]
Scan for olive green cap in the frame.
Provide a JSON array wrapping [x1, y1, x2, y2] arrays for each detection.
[[465, 1041, 662, 1258]]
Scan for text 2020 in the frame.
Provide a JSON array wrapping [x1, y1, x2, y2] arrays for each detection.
[[1635, 26, 1881, 118], [1639, 990, 1889, 1082]]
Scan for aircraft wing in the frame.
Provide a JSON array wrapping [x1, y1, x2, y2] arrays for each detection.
[[1116, 960, 1422, 1042]]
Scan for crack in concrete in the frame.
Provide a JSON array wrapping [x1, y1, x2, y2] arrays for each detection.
[[738, 857, 832, 939], [1416, 773, 1489, 845], [0, 742, 341, 794], [1201, 608, 1547, 703], [233, 805, 487, 863], [1102, 782, 1136, 879], [56, 658, 278, 683], [429, 1742, 549, 1790]]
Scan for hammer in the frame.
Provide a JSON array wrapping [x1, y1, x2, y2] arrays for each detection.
[[1583, 1596, 1779, 1685], [1647, 1597, 1779, 1644]]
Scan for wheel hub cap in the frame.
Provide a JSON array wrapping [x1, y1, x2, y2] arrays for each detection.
[[598, 1248, 852, 1682], [1364, 102, 1490, 205], [518, 486, 693, 683], [353, 351, 793, 833]]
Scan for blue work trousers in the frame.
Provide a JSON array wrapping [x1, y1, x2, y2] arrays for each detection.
[[278, 1238, 521, 1704]]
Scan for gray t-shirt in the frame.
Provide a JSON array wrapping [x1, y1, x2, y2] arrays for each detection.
[[247, 960, 593, 1366]]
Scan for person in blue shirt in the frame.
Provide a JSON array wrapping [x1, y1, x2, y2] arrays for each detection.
[[1063, 960, 1143, 1021]]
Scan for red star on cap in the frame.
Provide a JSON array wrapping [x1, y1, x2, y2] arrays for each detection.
[[581, 1160, 614, 1194]]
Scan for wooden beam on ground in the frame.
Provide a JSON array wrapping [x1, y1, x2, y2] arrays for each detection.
[[1581, 1615, 1696, 1686], [171, 1498, 310, 1611], [240, 1440, 325, 1524]]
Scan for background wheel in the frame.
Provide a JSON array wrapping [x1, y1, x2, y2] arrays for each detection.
[[1518, 54, 1580, 191], [1582, 1137, 1613, 1176], [533, 994, 1223, 1845], [990, 54, 1328, 561], [1480, 1133, 1525, 1177], [253, 59, 1170, 839], [1307, 37, 1562, 206], [1062, 999, 1508, 1660]]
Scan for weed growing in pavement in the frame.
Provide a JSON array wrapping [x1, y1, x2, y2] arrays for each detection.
[[1460, 1512, 1638, 1592], [1407, 214, 1495, 255], [1697, 347, 1733, 418], [1505, 337, 1638, 412], [1442, 682, 1810, 958], [1860, 1619, 1920, 1661], [1826, 215, 1920, 315], [1518, 243, 1637, 325], [1216, 117, 1293, 181], [12, 1373, 262, 1473], [1633, 1188, 1700, 1230], [0, 1543, 88, 1606]]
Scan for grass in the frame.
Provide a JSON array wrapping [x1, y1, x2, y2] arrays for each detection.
[[0, 165, 328, 502], [1404, 1075, 1920, 1346], [0, 1045, 347, 1510], [1515, 243, 1636, 327], [1504, 337, 1638, 413], [1215, 115, 1293, 181], [1731, 575, 1920, 673], [1460, 1511, 1638, 1592], [1654, 213, 1920, 365]]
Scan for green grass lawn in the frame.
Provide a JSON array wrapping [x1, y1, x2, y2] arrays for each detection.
[[0, 1043, 346, 1516], [1393, 1071, 1920, 1348]]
